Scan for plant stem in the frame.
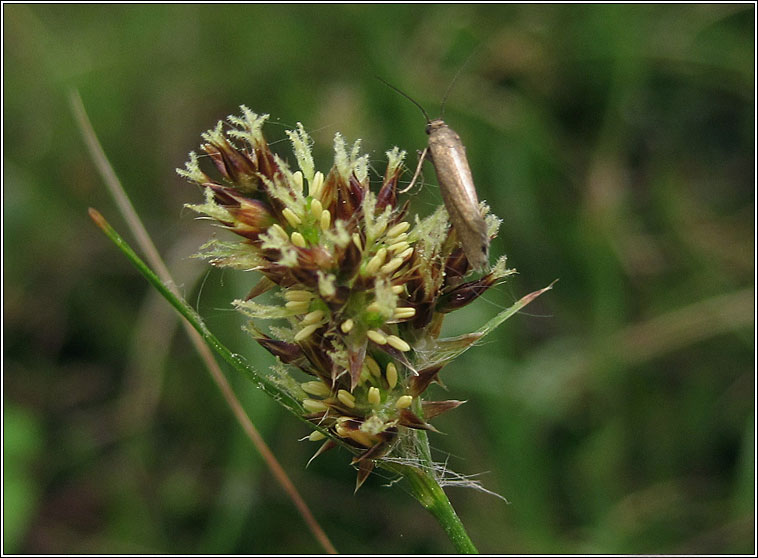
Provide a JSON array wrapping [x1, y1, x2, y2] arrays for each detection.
[[380, 404, 478, 554], [381, 461, 478, 554]]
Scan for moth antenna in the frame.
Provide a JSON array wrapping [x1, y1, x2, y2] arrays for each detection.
[[375, 76, 431, 124], [440, 45, 482, 117]]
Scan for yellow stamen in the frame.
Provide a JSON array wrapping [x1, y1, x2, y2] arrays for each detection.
[[380, 257, 404, 275], [320, 209, 331, 231], [386, 335, 411, 352], [367, 330, 387, 345], [365, 356, 381, 377], [292, 171, 304, 194], [352, 233, 362, 251], [282, 207, 302, 227], [308, 430, 326, 441], [301, 381, 330, 397], [291, 231, 306, 248], [385, 362, 398, 389], [393, 307, 416, 319], [303, 398, 328, 412], [391, 284, 405, 295], [395, 395, 413, 409], [340, 318, 354, 333], [337, 389, 356, 408], [285, 300, 310, 313], [270, 223, 289, 240], [388, 241, 410, 254], [365, 247, 388, 275], [285, 289, 312, 302], [294, 323, 320, 342], [310, 198, 323, 218], [335, 422, 350, 437], [301, 309, 325, 325], [368, 386, 381, 405], [386, 221, 410, 238], [398, 247, 414, 260], [310, 171, 325, 198], [348, 430, 374, 447]]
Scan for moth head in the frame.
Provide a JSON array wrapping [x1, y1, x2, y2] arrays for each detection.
[[425, 119, 447, 135]]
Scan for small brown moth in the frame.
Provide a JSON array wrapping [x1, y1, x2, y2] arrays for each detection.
[[378, 78, 490, 271]]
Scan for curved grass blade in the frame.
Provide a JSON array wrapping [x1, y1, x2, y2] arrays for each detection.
[[89, 208, 309, 417], [88, 208, 346, 554], [420, 280, 558, 369]]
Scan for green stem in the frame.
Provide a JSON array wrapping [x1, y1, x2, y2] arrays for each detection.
[[407, 468, 478, 554], [380, 402, 478, 554], [382, 462, 478, 553]]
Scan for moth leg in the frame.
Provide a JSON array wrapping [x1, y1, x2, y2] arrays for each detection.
[[399, 147, 429, 194]]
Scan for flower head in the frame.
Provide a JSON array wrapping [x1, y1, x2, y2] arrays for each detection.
[[178, 106, 518, 489]]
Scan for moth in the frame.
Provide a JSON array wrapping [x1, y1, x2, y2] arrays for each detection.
[[379, 78, 490, 271]]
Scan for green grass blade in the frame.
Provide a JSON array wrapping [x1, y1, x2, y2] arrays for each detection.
[[428, 280, 557, 367], [88, 208, 306, 419]]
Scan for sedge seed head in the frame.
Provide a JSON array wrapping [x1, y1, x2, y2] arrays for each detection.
[[178, 106, 519, 485]]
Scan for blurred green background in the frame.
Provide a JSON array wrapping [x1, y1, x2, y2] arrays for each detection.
[[3, 4, 754, 554]]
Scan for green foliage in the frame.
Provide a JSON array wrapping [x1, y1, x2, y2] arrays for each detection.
[[3, 4, 753, 554]]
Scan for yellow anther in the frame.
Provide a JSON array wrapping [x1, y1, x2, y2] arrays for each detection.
[[386, 335, 411, 352], [365, 356, 381, 377], [398, 247, 414, 260], [285, 300, 310, 313], [308, 430, 326, 441], [290, 231, 306, 248], [320, 209, 331, 231], [391, 284, 405, 295], [285, 289, 312, 302], [282, 207, 302, 227], [395, 395, 413, 409], [303, 398, 328, 412], [373, 219, 388, 237], [310, 198, 323, 218], [365, 247, 388, 275], [340, 318, 354, 333], [388, 241, 410, 254], [337, 389, 356, 408], [367, 330, 387, 345], [292, 171, 304, 194], [310, 171, 325, 198], [386, 221, 410, 238], [389, 232, 408, 243], [352, 233, 363, 251], [301, 381, 330, 397], [335, 422, 350, 437], [301, 309, 325, 325], [348, 430, 374, 447], [270, 223, 289, 240], [385, 362, 398, 389], [368, 386, 381, 405], [294, 323, 320, 342], [380, 257, 404, 275], [393, 307, 416, 319]]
